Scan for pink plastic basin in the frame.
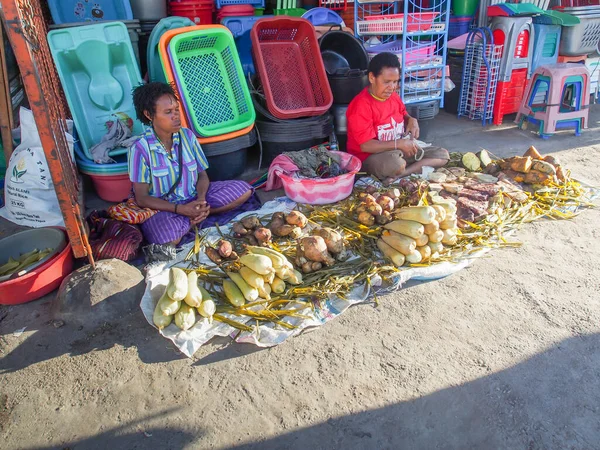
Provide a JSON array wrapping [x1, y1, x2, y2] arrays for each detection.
[[276, 151, 361, 205], [84, 172, 132, 203]]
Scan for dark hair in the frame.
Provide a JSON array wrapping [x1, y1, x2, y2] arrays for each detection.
[[368, 52, 401, 77], [132, 82, 179, 125]]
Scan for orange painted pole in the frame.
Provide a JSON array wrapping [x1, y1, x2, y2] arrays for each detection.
[[0, 0, 94, 265]]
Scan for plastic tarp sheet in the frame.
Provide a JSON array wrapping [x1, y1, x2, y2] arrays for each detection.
[[139, 194, 487, 358], [140, 179, 599, 358]]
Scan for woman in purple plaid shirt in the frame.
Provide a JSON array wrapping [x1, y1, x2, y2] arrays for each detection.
[[129, 83, 258, 246]]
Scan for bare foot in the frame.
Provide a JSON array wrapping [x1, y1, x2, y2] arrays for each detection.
[[382, 177, 397, 186]]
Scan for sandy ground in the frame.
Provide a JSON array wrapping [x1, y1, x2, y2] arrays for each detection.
[[1, 112, 600, 449]]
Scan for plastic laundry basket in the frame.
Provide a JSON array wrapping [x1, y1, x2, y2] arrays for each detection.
[[165, 26, 256, 137], [251, 17, 333, 120], [275, 151, 361, 204]]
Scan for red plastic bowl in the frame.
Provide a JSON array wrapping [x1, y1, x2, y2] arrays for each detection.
[[275, 151, 361, 204], [0, 228, 74, 305]]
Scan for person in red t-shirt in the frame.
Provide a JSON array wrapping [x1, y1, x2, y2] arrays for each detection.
[[346, 52, 449, 183]]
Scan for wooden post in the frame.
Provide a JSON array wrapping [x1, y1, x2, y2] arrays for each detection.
[[0, 0, 94, 264]]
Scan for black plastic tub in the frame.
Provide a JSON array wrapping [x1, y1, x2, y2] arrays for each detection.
[[328, 70, 368, 104], [201, 129, 257, 181], [320, 29, 370, 104], [319, 29, 369, 71]]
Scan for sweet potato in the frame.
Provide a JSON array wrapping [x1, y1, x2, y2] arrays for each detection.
[[254, 228, 272, 245], [531, 159, 556, 175], [232, 222, 249, 237], [241, 215, 260, 230], [206, 247, 223, 264], [544, 155, 561, 167], [286, 211, 308, 228], [509, 156, 532, 173], [523, 145, 543, 160], [376, 195, 395, 212], [524, 170, 552, 184], [358, 211, 375, 226], [217, 239, 233, 258]]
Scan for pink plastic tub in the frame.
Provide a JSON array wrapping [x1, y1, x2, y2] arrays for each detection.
[[85, 172, 132, 203], [276, 151, 361, 205]]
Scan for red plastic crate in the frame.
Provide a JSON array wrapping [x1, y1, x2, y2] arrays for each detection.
[[493, 68, 528, 125], [251, 17, 333, 120]]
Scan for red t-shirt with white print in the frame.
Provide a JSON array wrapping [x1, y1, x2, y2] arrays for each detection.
[[345, 88, 408, 162]]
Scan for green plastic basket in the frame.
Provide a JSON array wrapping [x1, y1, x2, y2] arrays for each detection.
[[274, 8, 306, 17], [168, 27, 255, 137]]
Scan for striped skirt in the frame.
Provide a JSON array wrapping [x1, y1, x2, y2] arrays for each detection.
[[140, 180, 258, 245]]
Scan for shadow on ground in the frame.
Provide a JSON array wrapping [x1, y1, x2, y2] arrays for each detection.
[[230, 333, 600, 450], [21, 408, 198, 450], [0, 299, 186, 373]]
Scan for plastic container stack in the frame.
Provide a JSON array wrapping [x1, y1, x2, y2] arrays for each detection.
[[159, 24, 257, 180], [319, 28, 369, 151], [555, 4, 600, 56], [215, 0, 265, 20], [130, 0, 168, 35], [48, 21, 144, 202], [490, 16, 535, 125], [47, 0, 133, 24], [169, 0, 214, 25], [449, 16, 473, 39]]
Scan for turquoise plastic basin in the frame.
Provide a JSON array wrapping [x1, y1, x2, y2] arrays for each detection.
[[48, 22, 144, 161]]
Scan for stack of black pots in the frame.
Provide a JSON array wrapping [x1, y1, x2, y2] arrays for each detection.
[[253, 94, 334, 166], [319, 27, 370, 151], [202, 128, 258, 181]]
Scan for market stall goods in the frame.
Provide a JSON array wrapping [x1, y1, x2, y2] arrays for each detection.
[[153, 267, 220, 329], [142, 142, 597, 355]]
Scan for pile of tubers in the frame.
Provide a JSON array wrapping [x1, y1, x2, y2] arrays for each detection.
[[232, 215, 273, 246], [268, 210, 308, 238], [232, 210, 310, 245], [223, 247, 302, 306], [496, 146, 564, 185], [205, 239, 239, 265], [153, 268, 217, 331], [295, 227, 347, 274], [377, 203, 459, 267], [355, 189, 401, 226]]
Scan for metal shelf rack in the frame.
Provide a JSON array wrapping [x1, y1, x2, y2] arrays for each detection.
[[354, 0, 451, 106]]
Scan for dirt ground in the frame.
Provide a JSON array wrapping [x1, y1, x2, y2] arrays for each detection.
[[1, 112, 600, 449]]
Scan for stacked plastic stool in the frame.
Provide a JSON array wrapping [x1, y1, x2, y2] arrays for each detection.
[[585, 56, 600, 102], [490, 16, 535, 125], [515, 63, 590, 139], [531, 24, 561, 71], [531, 23, 561, 104]]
